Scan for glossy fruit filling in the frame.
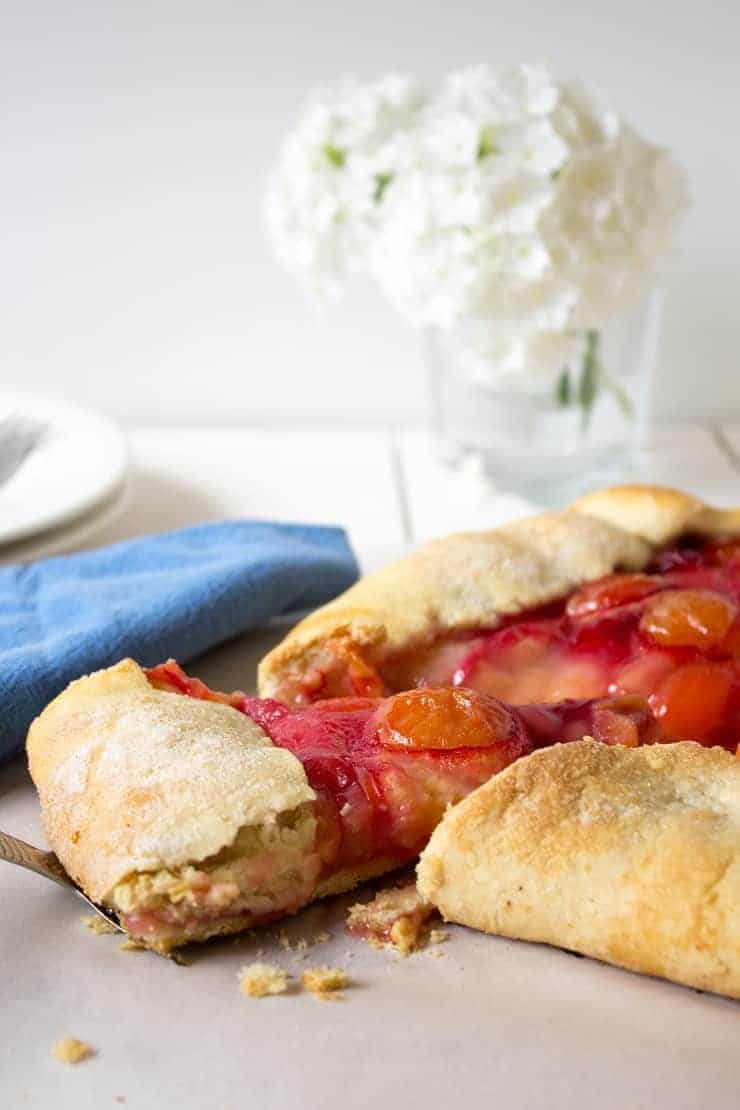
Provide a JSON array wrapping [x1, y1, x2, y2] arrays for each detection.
[[146, 662, 658, 895], [299, 536, 740, 751], [451, 538, 740, 749]]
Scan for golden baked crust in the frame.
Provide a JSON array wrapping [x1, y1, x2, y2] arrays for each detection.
[[27, 659, 316, 906], [417, 740, 740, 999], [572, 484, 740, 545], [258, 484, 740, 702], [314, 856, 407, 899]]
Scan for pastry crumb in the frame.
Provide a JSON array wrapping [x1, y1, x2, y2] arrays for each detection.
[[314, 932, 331, 944], [81, 914, 118, 936], [239, 962, 290, 998], [389, 915, 421, 957], [52, 1037, 94, 1064], [119, 937, 146, 952], [301, 966, 348, 998], [347, 882, 439, 956], [428, 928, 448, 946]]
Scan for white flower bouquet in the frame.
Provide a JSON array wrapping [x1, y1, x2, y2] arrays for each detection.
[[266, 63, 687, 418]]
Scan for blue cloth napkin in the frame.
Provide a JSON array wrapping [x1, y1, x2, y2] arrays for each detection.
[[0, 521, 359, 764]]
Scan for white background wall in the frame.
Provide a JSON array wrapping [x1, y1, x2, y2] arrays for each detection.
[[2, 0, 738, 427]]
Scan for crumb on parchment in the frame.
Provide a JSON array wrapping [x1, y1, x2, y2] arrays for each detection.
[[239, 962, 290, 998], [389, 915, 422, 957], [52, 1037, 94, 1064], [347, 882, 440, 956], [301, 966, 349, 998], [81, 914, 118, 936]]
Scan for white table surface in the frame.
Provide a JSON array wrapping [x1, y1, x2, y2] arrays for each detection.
[[62, 421, 740, 551], [2, 422, 740, 1110]]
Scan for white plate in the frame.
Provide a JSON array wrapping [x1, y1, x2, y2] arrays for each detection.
[[0, 478, 130, 565], [0, 393, 128, 547]]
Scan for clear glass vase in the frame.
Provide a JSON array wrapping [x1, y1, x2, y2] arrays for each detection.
[[425, 291, 662, 506]]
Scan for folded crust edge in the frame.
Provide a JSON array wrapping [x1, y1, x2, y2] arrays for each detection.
[[417, 739, 740, 1000], [258, 483, 740, 702]]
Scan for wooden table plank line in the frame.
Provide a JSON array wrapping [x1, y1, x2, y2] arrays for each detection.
[[712, 424, 740, 473], [389, 426, 415, 542]]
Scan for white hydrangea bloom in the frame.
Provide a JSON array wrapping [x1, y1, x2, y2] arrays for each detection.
[[543, 83, 689, 330], [265, 73, 425, 299], [265, 63, 687, 382]]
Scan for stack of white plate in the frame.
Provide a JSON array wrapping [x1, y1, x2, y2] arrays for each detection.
[[0, 393, 129, 564]]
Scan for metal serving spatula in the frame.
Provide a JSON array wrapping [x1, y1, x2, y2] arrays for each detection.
[[0, 829, 123, 933]]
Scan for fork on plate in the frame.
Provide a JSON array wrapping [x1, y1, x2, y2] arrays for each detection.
[[0, 415, 47, 487]]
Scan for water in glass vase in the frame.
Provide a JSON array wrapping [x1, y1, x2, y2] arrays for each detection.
[[426, 292, 661, 506]]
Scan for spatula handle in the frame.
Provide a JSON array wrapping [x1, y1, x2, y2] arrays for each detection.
[[0, 829, 71, 887]]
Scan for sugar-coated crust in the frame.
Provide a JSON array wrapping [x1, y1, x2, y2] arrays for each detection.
[[258, 484, 740, 701], [417, 740, 740, 999], [26, 659, 315, 904]]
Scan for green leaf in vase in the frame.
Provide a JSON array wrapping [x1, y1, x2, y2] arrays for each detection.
[[556, 368, 572, 407], [578, 330, 600, 430]]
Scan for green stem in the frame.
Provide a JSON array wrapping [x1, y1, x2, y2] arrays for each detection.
[[601, 371, 635, 419], [552, 330, 635, 430], [556, 368, 572, 407], [578, 329, 600, 431]]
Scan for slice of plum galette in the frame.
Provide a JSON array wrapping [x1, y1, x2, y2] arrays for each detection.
[[25, 483, 740, 954]]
